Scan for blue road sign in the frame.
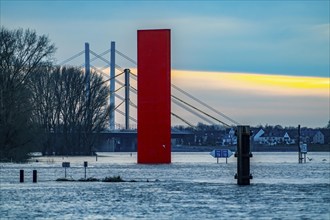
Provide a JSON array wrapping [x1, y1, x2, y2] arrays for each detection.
[[210, 149, 233, 158]]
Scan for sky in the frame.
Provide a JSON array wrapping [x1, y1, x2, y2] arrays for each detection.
[[1, 0, 329, 128]]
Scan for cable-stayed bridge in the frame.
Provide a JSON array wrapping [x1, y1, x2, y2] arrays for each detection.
[[58, 42, 240, 151]]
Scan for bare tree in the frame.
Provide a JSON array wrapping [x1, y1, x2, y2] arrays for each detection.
[[1, 27, 109, 160], [29, 64, 57, 154], [30, 66, 109, 155], [0, 27, 55, 161], [84, 70, 109, 154], [57, 67, 109, 155]]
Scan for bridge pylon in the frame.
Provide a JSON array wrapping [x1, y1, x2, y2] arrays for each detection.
[[110, 41, 116, 130], [124, 68, 130, 130]]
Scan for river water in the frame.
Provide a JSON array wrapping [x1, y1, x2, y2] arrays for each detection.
[[1, 152, 329, 219]]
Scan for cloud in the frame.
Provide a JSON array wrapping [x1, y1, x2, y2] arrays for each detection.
[[172, 70, 329, 97], [96, 67, 328, 127], [171, 70, 329, 127]]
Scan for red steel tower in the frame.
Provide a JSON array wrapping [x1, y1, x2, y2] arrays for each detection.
[[137, 29, 171, 163]]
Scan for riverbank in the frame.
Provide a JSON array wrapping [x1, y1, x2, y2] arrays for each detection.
[[172, 144, 330, 152]]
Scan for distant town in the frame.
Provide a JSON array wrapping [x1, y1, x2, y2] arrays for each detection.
[[170, 123, 330, 152], [93, 123, 330, 153]]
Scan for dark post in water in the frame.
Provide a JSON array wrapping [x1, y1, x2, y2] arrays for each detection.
[[20, 170, 24, 183], [84, 161, 88, 179], [62, 162, 70, 178], [33, 170, 37, 183], [235, 125, 253, 185], [298, 125, 303, 164]]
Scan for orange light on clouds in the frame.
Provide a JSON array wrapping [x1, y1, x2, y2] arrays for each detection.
[[171, 70, 329, 97], [103, 67, 328, 127], [170, 69, 329, 127]]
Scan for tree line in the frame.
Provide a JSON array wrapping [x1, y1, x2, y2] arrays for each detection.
[[0, 27, 109, 161]]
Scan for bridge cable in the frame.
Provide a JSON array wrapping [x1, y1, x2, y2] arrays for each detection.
[[116, 109, 137, 123], [172, 84, 239, 125], [128, 83, 224, 126], [114, 91, 193, 128], [129, 101, 137, 109], [127, 84, 213, 126], [58, 50, 85, 66], [172, 95, 230, 127], [90, 49, 110, 64], [113, 94, 137, 110], [86, 49, 237, 127], [125, 62, 239, 126], [172, 98, 216, 125], [112, 84, 125, 94], [114, 100, 125, 111], [115, 50, 137, 65], [90, 50, 124, 72], [171, 113, 196, 129], [88, 71, 124, 94]]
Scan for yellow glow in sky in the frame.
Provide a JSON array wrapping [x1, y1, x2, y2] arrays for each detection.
[[107, 67, 328, 127], [171, 70, 329, 97]]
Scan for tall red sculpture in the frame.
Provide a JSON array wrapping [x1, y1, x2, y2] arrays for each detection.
[[137, 29, 171, 163]]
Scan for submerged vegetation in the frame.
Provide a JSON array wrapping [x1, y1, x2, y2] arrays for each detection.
[[55, 175, 152, 183], [56, 175, 126, 182]]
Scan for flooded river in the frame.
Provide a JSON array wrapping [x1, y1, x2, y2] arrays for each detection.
[[1, 152, 329, 219]]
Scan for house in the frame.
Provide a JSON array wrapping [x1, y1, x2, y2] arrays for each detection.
[[221, 128, 237, 146], [254, 129, 293, 145], [253, 129, 265, 142], [283, 132, 292, 144], [313, 131, 324, 144], [300, 128, 327, 144]]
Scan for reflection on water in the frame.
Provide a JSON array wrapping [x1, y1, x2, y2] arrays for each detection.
[[1, 152, 329, 219]]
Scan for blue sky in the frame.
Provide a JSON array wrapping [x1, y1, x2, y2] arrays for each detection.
[[1, 0, 329, 77], [1, 1, 329, 128]]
